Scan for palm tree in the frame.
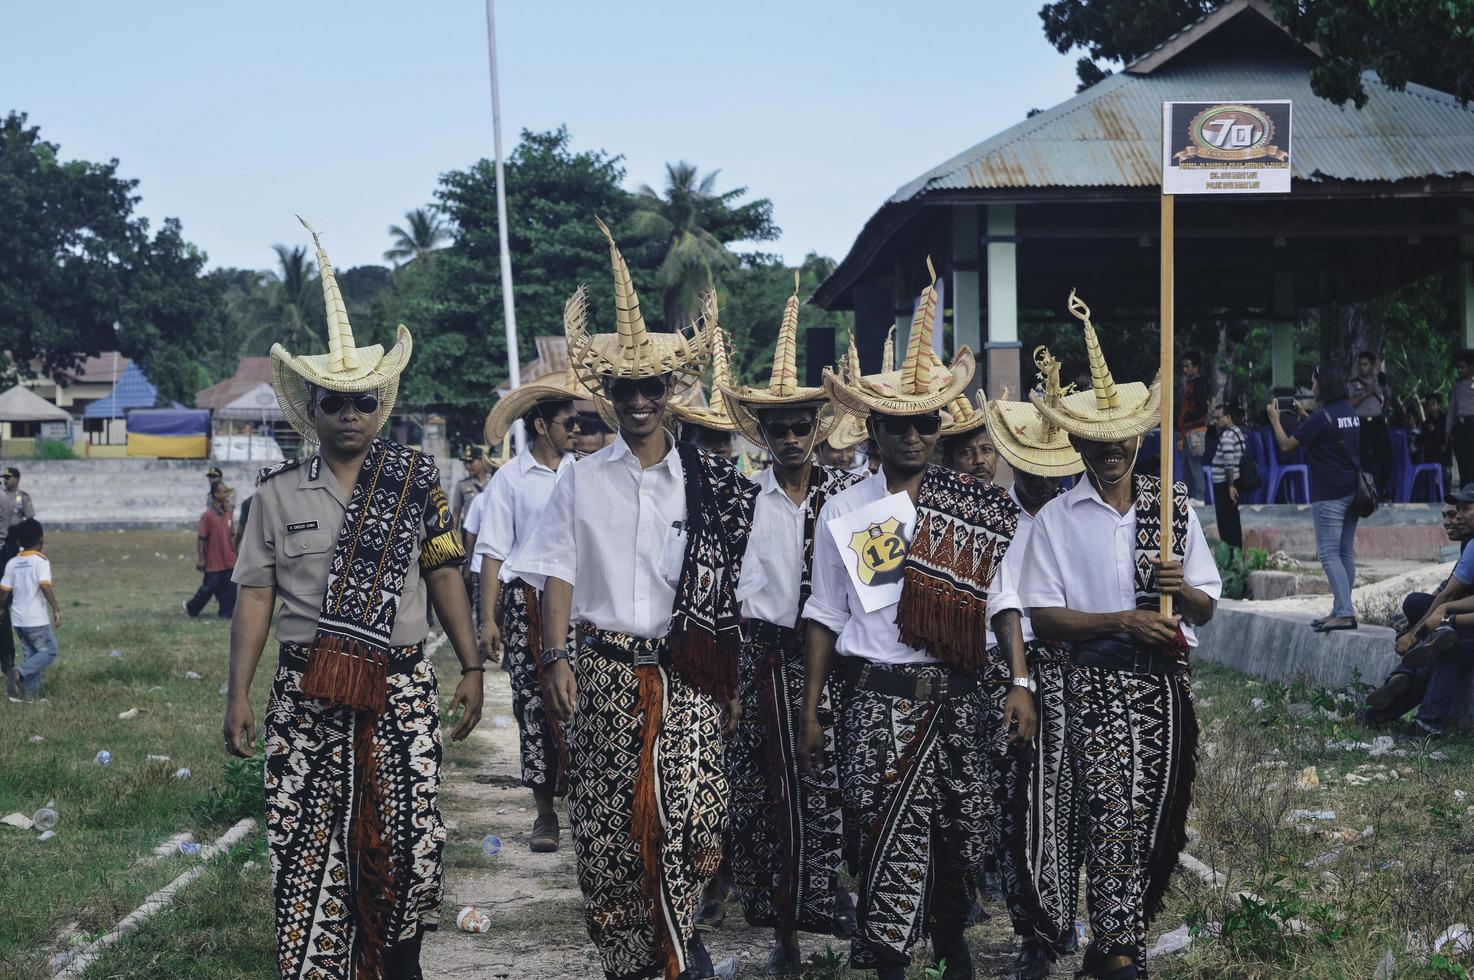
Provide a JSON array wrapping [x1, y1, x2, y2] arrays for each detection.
[[384, 208, 451, 266], [627, 162, 778, 330], [267, 244, 322, 352]]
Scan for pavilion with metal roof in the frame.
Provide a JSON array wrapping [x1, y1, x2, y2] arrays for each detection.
[[812, 0, 1474, 398]]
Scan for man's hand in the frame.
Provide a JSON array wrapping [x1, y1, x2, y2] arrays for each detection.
[[1119, 609, 1182, 646], [543, 659, 577, 724], [1153, 559, 1187, 597], [798, 712, 826, 773], [448, 672, 484, 741], [479, 622, 502, 665], [1228, 483, 1239, 503], [1002, 686, 1037, 744], [723, 697, 742, 737], [50, 608, 61, 628], [222, 696, 256, 758]]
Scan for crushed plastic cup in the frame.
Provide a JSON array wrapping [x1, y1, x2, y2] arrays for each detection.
[[147, 754, 171, 765], [36, 830, 55, 842], [27, 735, 44, 743], [47, 953, 72, 970], [109, 649, 123, 658], [481, 835, 503, 858], [184, 670, 202, 681], [178, 841, 202, 856], [173, 767, 192, 780], [456, 906, 491, 933], [31, 805, 58, 832], [94, 750, 112, 766]]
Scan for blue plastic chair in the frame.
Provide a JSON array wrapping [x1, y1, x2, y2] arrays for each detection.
[[1262, 428, 1310, 503], [1392, 426, 1444, 503], [1202, 466, 1214, 504]]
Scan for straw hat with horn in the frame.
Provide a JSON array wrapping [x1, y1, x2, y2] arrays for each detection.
[[716, 271, 842, 446], [983, 345, 1085, 477], [823, 258, 973, 419], [484, 362, 589, 446], [669, 289, 740, 433], [565, 217, 708, 396], [939, 390, 989, 438], [270, 217, 413, 441], [1030, 290, 1161, 441]]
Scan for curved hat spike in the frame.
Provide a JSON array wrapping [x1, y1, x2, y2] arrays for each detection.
[[295, 215, 358, 373], [768, 270, 801, 397], [900, 256, 940, 396], [594, 216, 650, 372], [882, 325, 896, 373], [1068, 288, 1121, 411]]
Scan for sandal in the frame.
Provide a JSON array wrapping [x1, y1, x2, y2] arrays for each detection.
[[1314, 618, 1358, 633], [529, 813, 560, 853]]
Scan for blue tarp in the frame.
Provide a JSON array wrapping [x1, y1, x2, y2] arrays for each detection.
[[83, 361, 157, 417], [125, 408, 210, 436]]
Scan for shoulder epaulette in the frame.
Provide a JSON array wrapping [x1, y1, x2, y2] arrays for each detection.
[[256, 456, 306, 486]]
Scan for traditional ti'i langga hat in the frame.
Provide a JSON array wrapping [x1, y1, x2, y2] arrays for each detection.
[[717, 271, 842, 447], [939, 390, 988, 438], [565, 217, 709, 401], [983, 345, 1085, 477], [270, 217, 413, 441], [484, 362, 589, 446], [669, 289, 740, 433], [822, 258, 974, 419], [1030, 289, 1161, 442]]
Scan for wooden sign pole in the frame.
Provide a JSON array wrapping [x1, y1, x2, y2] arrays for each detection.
[[1159, 192, 1176, 616]]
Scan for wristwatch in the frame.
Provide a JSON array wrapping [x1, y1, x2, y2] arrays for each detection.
[[540, 647, 570, 669], [1011, 676, 1037, 694]]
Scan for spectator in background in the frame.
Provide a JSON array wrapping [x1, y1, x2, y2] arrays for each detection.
[[1210, 403, 1246, 554], [1349, 351, 1391, 499], [1417, 392, 1450, 466], [2, 519, 60, 700], [573, 412, 612, 454], [679, 421, 735, 459], [205, 465, 222, 506], [183, 480, 237, 619], [0, 484, 14, 687], [1268, 363, 1362, 633], [1178, 351, 1209, 503], [817, 438, 855, 471], [4, 468, 34, 527], [1448, 351, 1474, 485]]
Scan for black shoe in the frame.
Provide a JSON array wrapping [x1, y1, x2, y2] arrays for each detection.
[[764, 945, 802, 977], [682, 935, 735, 979], [1007, 941, 1055, 980], [1402, 625, 1457, 668], [832, 888, 857, 939], [1365, 673, 1412, 714], [693, 896, 725, 933], [981, 870, 1004, 902]]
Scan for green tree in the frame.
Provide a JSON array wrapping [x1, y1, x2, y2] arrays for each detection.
[[627, 161, 779, 331], [722, 253, 852, 388], [265, 243, 322, 354], [383, 208, 451, 266], [1039, 0, 1216, 90]]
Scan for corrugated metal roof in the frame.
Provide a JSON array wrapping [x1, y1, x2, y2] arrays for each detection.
[[890, 54, 1474, 200], [84, 362, 157, 417]]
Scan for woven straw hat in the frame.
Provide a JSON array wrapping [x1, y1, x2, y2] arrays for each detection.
[[982, 346, 1084, 477], [1030, 290, 1160, 441], [270, 217, 412, 441], [826, 410, 869, 451], [823, 258, 973, 419], [670, 292, 739, 433], [939, 390, 988, 437], [484, 363, 590, 445], [564, 217, 708, 397], [717, 271, 840, 446]]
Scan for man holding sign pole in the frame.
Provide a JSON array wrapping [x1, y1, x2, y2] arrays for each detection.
[[801, 262, 1035, 980]]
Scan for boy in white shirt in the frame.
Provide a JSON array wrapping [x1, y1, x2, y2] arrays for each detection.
[[2, 520, 61, 699]]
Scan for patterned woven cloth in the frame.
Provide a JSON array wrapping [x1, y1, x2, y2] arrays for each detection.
[[498, 578, 567, 794], [1130, 474, 1192, 655], [894, 464, 1019, 670]]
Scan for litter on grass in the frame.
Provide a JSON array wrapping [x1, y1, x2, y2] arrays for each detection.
[[117, 708, 139, 720]]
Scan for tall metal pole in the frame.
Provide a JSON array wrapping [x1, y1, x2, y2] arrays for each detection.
[[485, 0, 523, 453]]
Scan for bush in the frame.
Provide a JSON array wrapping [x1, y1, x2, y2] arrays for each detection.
[[1212, 541, 1270, 599], [194, 744, 265, 824], [33, 438, 76, 459]]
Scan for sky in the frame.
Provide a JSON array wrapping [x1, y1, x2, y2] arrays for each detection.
[[5, 1, 1083, 273]]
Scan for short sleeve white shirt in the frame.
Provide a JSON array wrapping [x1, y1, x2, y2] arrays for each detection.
[[736, 468, 808, 627], [1019, 477, 1222, 647], [1, 550, 53, 628], [462, 491, 488, 573], [474, 449, 573, 584], [802, 472, 939, 666], [986, 483, 1041, 647]]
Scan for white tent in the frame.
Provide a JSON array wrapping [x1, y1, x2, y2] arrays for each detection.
[[0, 385, 71, 422], [214, 382, 284, 422]]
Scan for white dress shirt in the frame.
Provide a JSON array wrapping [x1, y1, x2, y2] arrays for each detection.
[[462, 491, 488, 574], [1019, 477, 1222, 647], [986, 483, 1041, 647], [507, 433, 686, 640], [803, 472, 939, 666], [736, 467, 807, 627], [473, 449, 573, 584]]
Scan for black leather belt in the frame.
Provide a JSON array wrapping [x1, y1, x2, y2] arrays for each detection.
[[278, 641, 424, 675], [841, 657, 978, 701], [580, 630, 672, 668], [743, 619, 798, 648], [1071, 634, 1181, 675]]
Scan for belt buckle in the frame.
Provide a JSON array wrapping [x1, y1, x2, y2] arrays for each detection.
[[915, 676, 934, 700], [1134, 650, 1154, 674], [633, 649, 660, 668]]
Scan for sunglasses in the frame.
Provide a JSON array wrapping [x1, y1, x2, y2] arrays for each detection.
[[762, 419, 816, 440], [316, 393, 380, 415], [550, 416, 584, 433], [603, 377, 669, 402], [877, 413, 941, 436]]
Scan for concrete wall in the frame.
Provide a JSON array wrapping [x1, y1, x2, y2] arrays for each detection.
[[1200, 503, 1446, 561], [1194, 600, 1474, 729]]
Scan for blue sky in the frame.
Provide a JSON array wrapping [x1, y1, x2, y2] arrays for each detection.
[[5, 1, 1081, 272]]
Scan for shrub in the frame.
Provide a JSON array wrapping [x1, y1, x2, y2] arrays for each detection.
[[194, 745, 265, 825], [34, 438, 76, 460], [1212, 542, 1270, 599]]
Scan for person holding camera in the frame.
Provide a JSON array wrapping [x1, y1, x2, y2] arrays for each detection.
[[1267, 363, 1363, 633], [1209, 403, 1246, 554]]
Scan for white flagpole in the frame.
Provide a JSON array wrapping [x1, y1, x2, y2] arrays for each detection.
[[485, 0, 523, 452]]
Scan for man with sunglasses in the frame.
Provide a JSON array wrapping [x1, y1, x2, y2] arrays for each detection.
[[226, 220, 483, 980], [508, 224, 754, 980], [715, 280, 863, 975], [475, 370, 584, 853], [452, 446, 490, 532], [802, 270, 1034, 980]]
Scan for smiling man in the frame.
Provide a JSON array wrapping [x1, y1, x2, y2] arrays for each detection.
[[508, 220, 755, 980], [1020, 294, 1220, 980], [715, 274, 863, 975], [224, 220, 483, 980], [802, 265, 1034, 980]]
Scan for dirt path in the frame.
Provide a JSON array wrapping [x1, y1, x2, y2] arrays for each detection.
[[423, 672, 1081, 979]]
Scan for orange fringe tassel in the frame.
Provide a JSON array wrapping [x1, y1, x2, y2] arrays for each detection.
[[894, 568, 990, 672], [350, 713, 397, 978], [631, 665, 678, 980], [300, 635, 388, 714]]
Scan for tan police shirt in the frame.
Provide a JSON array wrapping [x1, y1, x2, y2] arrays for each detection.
[[232, 453, 464, 645]]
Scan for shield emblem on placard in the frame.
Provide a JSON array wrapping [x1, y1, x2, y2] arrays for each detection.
[[849, 517, 908, 587]]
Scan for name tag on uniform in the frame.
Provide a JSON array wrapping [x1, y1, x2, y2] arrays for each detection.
[[286, 521, 319, 534]]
